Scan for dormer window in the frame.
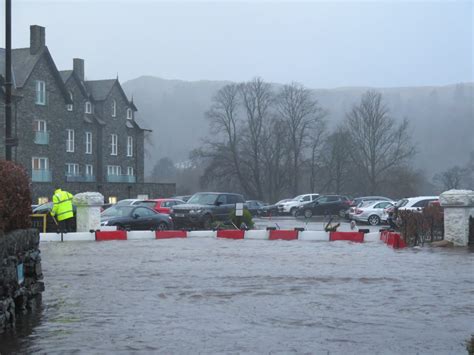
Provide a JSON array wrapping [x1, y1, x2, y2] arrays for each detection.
[[127, 108, 132, 120], [85, 101, 92, 114], [67, 91, 73, 111], [112, 100, 116, 117]]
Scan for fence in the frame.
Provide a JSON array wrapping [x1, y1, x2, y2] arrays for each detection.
[[469, 216, 474, 246], [398, 205, 444, 246]]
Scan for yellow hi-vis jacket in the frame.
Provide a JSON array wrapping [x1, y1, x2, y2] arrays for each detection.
[[51, 189, 74, 221]]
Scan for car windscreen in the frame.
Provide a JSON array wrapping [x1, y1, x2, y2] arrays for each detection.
[[397, 199, 409, 207], [101, 205, 133, 217], [187, 193, 218, 205]]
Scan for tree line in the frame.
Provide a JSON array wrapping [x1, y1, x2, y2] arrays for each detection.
[[188, 77, 420, 202]]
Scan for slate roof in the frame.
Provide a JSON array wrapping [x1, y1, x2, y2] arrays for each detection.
[[134, 116, 152, 132], [59, 70, 73, 83], [85, 79, 116, 101], [0, 48, 44, 88]]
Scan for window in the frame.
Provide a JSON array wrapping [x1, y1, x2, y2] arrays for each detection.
[[227, 195, 239, 205], [216, 195, 227, 205], [66, 129, 75, 152], [35, 80, 46, 105], [85, 101, 92, 114], [375, 202, 391, 209], [66, 163, 80, 176], [108, 196, 117, 204], [32, 157, 48, 171], [111, 134, 118, 155], [127, 167, 134, 176], [33, 120, 47, 132], [301, 195, 311, 202], [85, 132, 92, 154], [327, 196, 339, 202], [107, 165, 121, 175], [133, 207, 155, 217], [413, 199, 436, 208], [67, 91, 73, 111], [127, 136, 133, 157], [127, 108, 132, 120], [85, 164, 93, 176], [112, 100, 116, 117]]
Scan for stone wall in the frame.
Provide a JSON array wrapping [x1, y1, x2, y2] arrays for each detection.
[[0, 229, 44, 332], [440, 189, 474, 246]]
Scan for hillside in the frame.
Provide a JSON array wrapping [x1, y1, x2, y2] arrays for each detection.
[[123, 77, 474, 178]]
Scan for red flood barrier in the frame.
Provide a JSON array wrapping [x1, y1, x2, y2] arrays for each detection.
[[329, 231, 364, 243], [156, 230, 187, 239], [95, 230, 127, 241], [269, 230, 299, 241], [216, 230, 245, 239], [386, 232, 406, 249]]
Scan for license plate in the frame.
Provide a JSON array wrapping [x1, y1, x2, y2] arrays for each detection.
[[175, 213, 185, 218]]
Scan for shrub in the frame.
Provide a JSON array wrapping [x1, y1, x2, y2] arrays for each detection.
[[0, 160, 32, 233], [229, 209, 254, 229], [398, 205, 444, 246]]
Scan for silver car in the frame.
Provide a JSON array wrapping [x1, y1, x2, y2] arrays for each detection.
[[353, 200, 394, 225]]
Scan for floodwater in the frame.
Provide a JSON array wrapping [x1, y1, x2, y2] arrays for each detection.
[[1, 238, 473, 354]]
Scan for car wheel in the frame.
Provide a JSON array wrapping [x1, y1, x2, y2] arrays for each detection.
[[304, 209, 313, 218], [202, 215, 213, 230], [157, 222, 168, 231], [290, 208, 297, 217], [368, 215, 380, 226]]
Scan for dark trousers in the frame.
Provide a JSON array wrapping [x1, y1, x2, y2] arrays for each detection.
[[58, 218, 74, 233]]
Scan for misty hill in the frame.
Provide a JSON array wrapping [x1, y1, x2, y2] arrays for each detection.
[[123, 76, 474, 179]]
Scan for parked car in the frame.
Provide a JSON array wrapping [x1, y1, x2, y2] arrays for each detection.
[[296, 195, 351, 218], [173, 195, 192, 203], [245, 200, 268, 216], [278, 194, 320, 216], [170, 192, 245, 229], [382, 196, 439, 221], [115, 199, 144, 206], [100, 205, 173, 230], [345, 196, 393, 219], [352, 200, 394, 225], [260, 199, 292, 217], [136, 198, 185, 214]]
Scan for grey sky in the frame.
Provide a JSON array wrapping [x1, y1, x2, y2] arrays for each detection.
[[1, 0, 472, 88]]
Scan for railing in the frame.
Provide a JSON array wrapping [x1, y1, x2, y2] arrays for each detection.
[[34, 131, 49, 145], [32, 169, 52, 182], [66, 174, 96, 182], [107, 174, 136, 183]]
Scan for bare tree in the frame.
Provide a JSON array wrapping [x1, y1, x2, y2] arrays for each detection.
[[433, 166, 467, 190], [345, 91, 416, 194], [276, 83, 326, 195], [239, 78, 273, 200]]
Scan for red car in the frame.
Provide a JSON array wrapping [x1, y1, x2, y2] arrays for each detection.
[[137, 199, 185, 214]]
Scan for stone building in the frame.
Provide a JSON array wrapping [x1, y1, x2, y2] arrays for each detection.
[[0, 25, 175, 203]]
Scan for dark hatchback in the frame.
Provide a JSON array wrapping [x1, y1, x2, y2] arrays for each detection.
[[296, 195, 351, 218], [100, 205, 173, 230], [170, 192, 245, 229]]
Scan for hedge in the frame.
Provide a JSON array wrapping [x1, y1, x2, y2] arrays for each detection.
[[0, 160, 32, 233]]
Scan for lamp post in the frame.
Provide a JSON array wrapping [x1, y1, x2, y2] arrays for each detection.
[[4, 0, 14, 160]]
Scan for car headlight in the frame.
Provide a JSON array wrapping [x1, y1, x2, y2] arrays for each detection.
[[101, 220, 108, 226]]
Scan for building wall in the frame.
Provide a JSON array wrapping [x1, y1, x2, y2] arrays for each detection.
[[32, 182, 176, 203]]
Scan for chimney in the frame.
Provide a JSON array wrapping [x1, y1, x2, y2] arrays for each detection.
[[73, 58, 84, 81], [30, 25, 45, 55]]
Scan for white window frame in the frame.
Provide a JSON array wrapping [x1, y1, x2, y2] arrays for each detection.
[[85, 164, 94, 176], [127, 167, 134, 176], [85, 132, 92, 154], [35, 80, 46, 105], [66, 163, 80, 176], [85, 101, 92, 114], [111, 134, 118, 156], [34, 120, 47, 132], [67, 91, 73, 111], [127, 108, 132, 120], [107, 165, 121, 176], [112, 100, 117, 117], [127, 136, 133, 157], [66, 129, 75, 152], [32, 157, 48, 171]]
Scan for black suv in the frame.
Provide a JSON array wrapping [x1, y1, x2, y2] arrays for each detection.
[[296, 195, 351, 218], [170, 192, 245, 229]]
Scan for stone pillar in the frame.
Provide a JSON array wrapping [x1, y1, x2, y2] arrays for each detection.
[[439, 189, 474, 246], [73, 192, 104, 232]]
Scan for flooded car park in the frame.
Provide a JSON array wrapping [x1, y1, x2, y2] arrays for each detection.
[[0, 237, 473, 354]]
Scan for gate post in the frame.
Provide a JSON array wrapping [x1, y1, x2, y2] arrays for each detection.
[[439, 189, 474, 246], [73, 192, 104, 233]]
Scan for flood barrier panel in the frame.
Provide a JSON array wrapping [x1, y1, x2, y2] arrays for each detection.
[[156, 230, 188, 239], [298, 231, 329, 241], [329, 231, 364, 243], [95, 230, 127, 241], [269, 230, 299, 241], [216, 230, 245, 239]]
